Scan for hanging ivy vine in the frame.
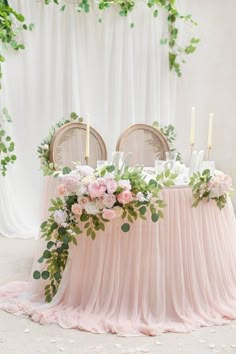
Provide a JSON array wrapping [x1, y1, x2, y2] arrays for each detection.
[[43, 0, 200, 77], [0, 0, 33, 175]]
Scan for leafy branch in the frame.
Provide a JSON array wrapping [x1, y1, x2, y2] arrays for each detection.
[[43, 0, 199, 76]]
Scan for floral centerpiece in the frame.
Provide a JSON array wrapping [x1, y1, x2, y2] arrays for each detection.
[[33, 164, 177, 302], [189, 169, 233, 209]]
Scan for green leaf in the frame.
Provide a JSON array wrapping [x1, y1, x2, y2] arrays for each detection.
[[106, 165, 115, 173], [41, 271, 50, 280], [139, 206, 147, 215], [121, 223, 130, 232], [38, 256, 44, 263], [33, 270, 41, 280], [62, 166, 71, 175], [43, 250, 51, 259], [47, 241, 54, 249], [151, 213, 159, 222]]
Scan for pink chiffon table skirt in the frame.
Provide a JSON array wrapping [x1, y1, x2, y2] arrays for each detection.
[[1, 187, 236, 336]]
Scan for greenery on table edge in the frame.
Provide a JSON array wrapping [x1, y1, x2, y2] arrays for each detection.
[[43, 0, 200, 77], [189, 169, 232, 210], [152, 120, 181, 161], [37, 112, 84, 176], [33, 165, 178, 303], [0, 0, 34, 175]]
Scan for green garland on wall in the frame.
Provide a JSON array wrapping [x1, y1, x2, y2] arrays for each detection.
[[44, 0, 200, 77], [0, 0, 33, 175]]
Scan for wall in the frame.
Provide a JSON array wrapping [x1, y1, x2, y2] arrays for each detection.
[[175, 0, 236, 206]]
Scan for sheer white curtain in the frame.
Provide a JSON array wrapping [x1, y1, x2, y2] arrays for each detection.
[[0, 0, 175, 238]]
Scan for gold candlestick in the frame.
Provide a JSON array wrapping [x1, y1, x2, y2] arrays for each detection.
[[85, 156, 89, 165]]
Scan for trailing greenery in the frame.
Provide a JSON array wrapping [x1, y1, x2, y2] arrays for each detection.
[[0, 0, 33, 175], [0, 107, 16, 176], [152, 120, 181, 161], [33, 164, 177, 302], [0, 0, 34, 87], [43, 0, 199, 76]]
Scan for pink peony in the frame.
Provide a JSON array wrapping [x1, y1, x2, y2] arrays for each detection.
[[88, 181, 106, 199], [117, 190, 133, 204], [105, 179, 118, 194], [61, 175, 79, 193], [102, 208, 117, 220], [102, 193, 116, 208], [57, 184, 67, 196], [71, 203, 83, 216]]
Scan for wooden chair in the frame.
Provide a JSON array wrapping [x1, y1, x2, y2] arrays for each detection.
[[116, 124, 169, 167], [50, 122, 107, 169]]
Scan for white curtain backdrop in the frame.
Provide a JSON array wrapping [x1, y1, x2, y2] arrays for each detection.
[[0, 0, 177, 238]]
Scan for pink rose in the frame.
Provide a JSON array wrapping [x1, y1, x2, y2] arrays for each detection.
[[71, 203, 83, 216], [102, 193, 116, 208], [78, 196, 90, 207], [88, 182, 106, 199], [105, 179, 117, 194], [117, 190, 133, 204], [57, 184, 67, 196], [56, 241, 62, 248], [102, 208, 116, 220]]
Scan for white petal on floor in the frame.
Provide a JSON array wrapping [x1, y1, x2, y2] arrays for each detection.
[[208, 343, 215, 349]]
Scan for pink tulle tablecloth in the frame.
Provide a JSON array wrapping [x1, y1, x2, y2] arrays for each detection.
[[1, 187, 236, 336]]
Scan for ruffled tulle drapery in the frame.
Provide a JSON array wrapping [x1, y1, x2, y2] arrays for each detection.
[[1, 188, 236, 335]]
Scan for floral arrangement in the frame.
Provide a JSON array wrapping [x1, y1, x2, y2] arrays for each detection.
[[33, 164, 177, 302], [152, 120, 181, 161], [189, 169, 233, 209], [43, 0, 199, 77], [37, 112, 83, 176]]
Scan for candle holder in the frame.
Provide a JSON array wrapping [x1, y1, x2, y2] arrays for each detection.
[[207, 146, 211, 160], [190, 143, 195, 154], [84, 156, 89, 165]]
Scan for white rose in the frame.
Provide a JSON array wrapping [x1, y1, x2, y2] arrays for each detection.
[[118, 179, 131, 190], [136, 192, 146, 202], [43, 144, 49, 150], [76, 182, 87, 196], [76, 165, 94, 177], [84, 201, 99, 215], [54, 210, 67, 225]]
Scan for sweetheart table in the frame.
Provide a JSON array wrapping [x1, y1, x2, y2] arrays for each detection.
[[1, 186, 236, 336]]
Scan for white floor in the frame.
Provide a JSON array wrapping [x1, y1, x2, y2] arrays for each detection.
[[0, 236, 236, 354]]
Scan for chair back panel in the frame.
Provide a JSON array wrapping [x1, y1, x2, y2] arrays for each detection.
[[50, 122, 107, 169], [116, 124, 169, 167]]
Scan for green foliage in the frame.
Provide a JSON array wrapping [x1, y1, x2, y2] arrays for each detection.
[[37, 112, 83, 176], [0, 108, 16, 176], [43, 0, 199, 76], [152, 120, 181, 161]]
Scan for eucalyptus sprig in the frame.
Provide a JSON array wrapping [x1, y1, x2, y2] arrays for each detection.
[[152, 120, 181, 161], [37, 112, 83, 176], [43, 0, 199, 76], [0, 108, 16, 176], [0, 0, 34, 88]]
